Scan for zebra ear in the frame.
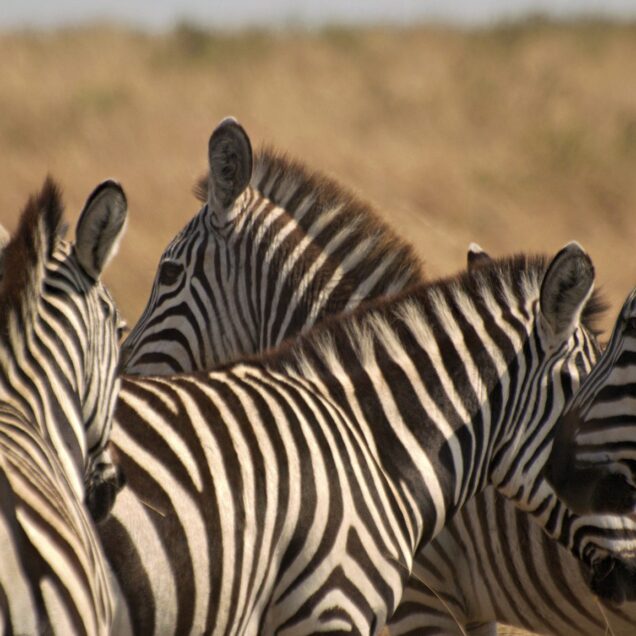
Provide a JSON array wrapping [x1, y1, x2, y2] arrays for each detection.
[[540, 242, 594, 340], [75, 180, 128, 280], [467, 243, 491, 272], [207, 117, 253, 215]]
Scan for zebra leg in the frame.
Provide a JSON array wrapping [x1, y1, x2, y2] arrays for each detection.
[[85, 445, 126, 523]]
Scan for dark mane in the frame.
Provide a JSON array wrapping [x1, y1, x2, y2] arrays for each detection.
[[194, 145, 423, 288], [318, 251, 603, 331], [452, 252, 606, 338], [238, 251, 606, 371], [0, 177, 64, 328]]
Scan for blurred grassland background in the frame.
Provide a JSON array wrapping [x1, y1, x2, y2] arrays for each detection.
[[1, 19, 635, 334], [2, 18, 634, 636]]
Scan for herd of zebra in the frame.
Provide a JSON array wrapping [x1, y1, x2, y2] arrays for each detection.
[[2, 116, 636, 636]]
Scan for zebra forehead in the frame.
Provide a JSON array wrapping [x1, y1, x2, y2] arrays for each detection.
[[0, 177, 65, 328]]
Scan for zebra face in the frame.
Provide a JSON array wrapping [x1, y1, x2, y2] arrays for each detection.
[[53, 180, 128, 521], [81, 278, 127, 522], [545, 286, 636, 517], [120, 204, 257, 374], [121, 116, 257, 374]]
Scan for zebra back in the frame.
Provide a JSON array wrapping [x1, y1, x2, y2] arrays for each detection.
[[121, 118, 423, 374], [546, 285, 636, 517], [0, 178, 127, 635]]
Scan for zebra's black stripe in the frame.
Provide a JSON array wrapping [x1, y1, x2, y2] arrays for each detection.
[[103, 240, 636, 634]]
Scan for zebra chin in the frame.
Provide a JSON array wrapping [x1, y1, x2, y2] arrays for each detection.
[[589, 553, 636, 605]]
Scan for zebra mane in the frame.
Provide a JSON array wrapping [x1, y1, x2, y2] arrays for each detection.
[[251, 252, 607, 371], [439, 252, 606, 339], [465, 253, 605, 337], [0, 177, 64, 329], [194, 146, 424, 287]]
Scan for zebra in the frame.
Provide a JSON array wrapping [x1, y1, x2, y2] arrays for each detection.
[[98, 236, 636, 635], [546, 285, 636, 518], [0, 178, 128, 634], [121, 117, 422, 373], [116, 118, 636, 634]]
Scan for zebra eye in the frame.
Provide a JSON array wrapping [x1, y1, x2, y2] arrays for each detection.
[[158, 261, 182, 286]]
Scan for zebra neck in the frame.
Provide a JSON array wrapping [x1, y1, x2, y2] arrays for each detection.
[[0, 314, 87, 499], [274, 277, 560, 552]]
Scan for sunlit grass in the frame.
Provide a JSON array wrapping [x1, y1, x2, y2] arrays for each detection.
[[0, 19, 634, 345]]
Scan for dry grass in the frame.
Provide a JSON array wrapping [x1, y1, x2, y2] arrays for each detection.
[[1, 20, 635, 334], [1, 21, 635, 634]]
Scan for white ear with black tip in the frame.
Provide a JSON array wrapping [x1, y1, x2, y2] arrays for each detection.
[[540, 241, 594, 342], [207, 117, 253, 220], [467, 242, 492, 272], [75, 180, 128, 281]]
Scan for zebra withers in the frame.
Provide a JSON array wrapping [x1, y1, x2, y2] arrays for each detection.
[[546, 286, 636, 517], [118, 119, 636, 634], [0, 178, 128, 635], [102, 241, 636, 633]]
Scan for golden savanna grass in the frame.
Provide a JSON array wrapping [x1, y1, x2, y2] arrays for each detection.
[[1, 19, 636, 635], [2, 20, 635, 330]]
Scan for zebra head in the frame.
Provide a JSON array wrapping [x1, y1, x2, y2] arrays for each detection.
[[121, 117, 422, 374], [545, 286, 636, 517], [0, 178, 128, 521], [471, 244, 636, 603], [487, 242, 602, 504], [120, 117, 254, 374]]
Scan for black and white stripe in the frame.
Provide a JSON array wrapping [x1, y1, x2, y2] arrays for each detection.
[[104, 229, 636, 632], [547, 286, 636, 521], [0, 178, 127, 635], [118, 120, 636, 634], [121, 118, 422, 374]]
